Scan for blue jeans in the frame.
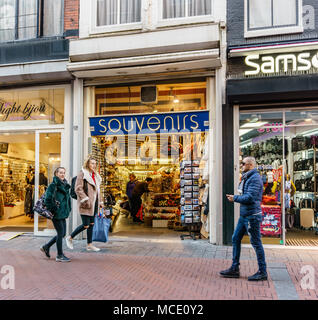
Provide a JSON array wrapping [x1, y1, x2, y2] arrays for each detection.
[[232, 214, 267, 273]]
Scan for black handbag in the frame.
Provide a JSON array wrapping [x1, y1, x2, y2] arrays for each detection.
[[305, 176, 314, 192], [294, 158, 303, 171], [295, 178, 302, 191]]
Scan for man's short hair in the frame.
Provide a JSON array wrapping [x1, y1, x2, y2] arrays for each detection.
[[244, 156, 257, 167], [145, 177, 153, 182]]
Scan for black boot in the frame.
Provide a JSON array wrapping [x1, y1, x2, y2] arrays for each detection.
[[248, 271, 268, 281], [40, 245, 50, 258], [219, 267, 240, 278]]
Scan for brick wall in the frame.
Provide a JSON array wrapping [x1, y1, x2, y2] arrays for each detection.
[[64, 0, 79, 38]]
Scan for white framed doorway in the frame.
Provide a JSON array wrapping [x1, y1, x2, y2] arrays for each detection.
[[33, 129, 65, 237]]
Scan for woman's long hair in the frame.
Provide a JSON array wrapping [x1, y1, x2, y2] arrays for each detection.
[[83, 156, 98, 170]]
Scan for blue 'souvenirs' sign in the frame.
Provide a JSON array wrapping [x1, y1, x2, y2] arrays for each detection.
[[89, 111, 209, 136]]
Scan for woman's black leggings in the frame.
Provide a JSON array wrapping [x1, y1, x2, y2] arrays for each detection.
[[70, 215, 95, 244], [46, 218, 66, 256]]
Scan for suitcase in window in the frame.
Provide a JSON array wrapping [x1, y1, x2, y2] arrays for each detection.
[[300, 208, 315, 229]]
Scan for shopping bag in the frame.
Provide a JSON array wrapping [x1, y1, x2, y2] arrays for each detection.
[[136, 204, 143, 221], [92, 215, 111, 243]]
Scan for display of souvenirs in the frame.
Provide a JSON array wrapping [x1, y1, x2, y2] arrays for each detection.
[[91, 132, 207, 231], [153, 194, 180, 207]]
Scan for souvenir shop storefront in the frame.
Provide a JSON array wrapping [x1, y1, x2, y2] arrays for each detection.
[[83, 79, 215, 241], [226, 43, 318, 246], [0, 85, 72, 236]]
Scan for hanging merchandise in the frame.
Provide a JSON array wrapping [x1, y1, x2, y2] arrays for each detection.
[[267, 171, 274, 184], [140, 136, 157, 161]]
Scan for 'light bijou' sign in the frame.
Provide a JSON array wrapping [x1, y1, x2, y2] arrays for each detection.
[[244, 51, 318, 76]]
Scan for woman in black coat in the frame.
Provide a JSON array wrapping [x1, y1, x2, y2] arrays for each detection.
[[40, 167, 72, 262]]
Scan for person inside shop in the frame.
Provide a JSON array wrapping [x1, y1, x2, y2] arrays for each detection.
[[130, 177, 153, 223], [221, 156, 268, 281], [27, 167, 48, 187], [126, 173, 137, 212]]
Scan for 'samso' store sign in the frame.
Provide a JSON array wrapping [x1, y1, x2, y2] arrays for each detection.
[[244, 50, 318, 76]]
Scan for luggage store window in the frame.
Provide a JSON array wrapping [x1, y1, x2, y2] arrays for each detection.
[[239, 108, 318, 246], [89, 81, 210, 239]]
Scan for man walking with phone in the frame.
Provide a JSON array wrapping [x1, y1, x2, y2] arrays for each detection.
[[220, 156, 267, 281]]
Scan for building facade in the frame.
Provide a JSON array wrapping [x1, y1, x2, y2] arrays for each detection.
[[0, 0, 79, 236], [226, 0, 318, 246], [68, 0, 227, 244]]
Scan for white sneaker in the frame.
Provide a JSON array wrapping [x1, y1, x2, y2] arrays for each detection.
[[87, 244, 100, 252], [65, 236, 74, 250]]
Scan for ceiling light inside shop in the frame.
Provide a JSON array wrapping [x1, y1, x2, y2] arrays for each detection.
[[239, 129, 253, 136], [303, 129, 318, 137], [240, 121, 268, 128], [45, 134, 50, 139]]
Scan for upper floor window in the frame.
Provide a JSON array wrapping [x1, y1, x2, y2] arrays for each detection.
[[0, 0, 63, 42], [97, 0, 141, 26], [245, 0, 303, 38], [162, 0, 212, 19]]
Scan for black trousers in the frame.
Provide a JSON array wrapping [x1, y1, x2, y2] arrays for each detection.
[[130, 196, 142, 219], [70, 215, 95, 244], [46, 218, 66, 256]]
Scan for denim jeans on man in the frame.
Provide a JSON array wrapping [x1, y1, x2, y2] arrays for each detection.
[[232, 213, 266, 273], [232, 168, 267, 274]]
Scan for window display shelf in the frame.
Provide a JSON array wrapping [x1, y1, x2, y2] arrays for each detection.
[[295, 191, 315, 193]]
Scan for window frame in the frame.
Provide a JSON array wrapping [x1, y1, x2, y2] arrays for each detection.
[[157, 0, 214, 28], [244, 0, 303, 38], [0, 0, 64, 43], [90, 0, 143, 35]]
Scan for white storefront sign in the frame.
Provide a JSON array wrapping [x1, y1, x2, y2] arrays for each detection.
[[245, 51, 318, 76]]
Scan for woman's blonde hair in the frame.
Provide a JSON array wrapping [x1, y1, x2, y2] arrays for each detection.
[[83, 156, 98, 170]]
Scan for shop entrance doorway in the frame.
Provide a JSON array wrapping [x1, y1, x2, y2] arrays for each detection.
[[0, 130, 63, 236], [90, 125, 209, 241], [238, 107, 318, 246]]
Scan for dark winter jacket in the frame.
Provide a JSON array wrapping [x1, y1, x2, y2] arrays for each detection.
[[233, 169, 263, 217], [132, 181, 149, 199], [126, 180, 136, 199], [45, 176, 71, 220]]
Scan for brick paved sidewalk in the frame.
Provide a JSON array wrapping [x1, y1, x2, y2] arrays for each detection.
[[0, 234, 317, 300]]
